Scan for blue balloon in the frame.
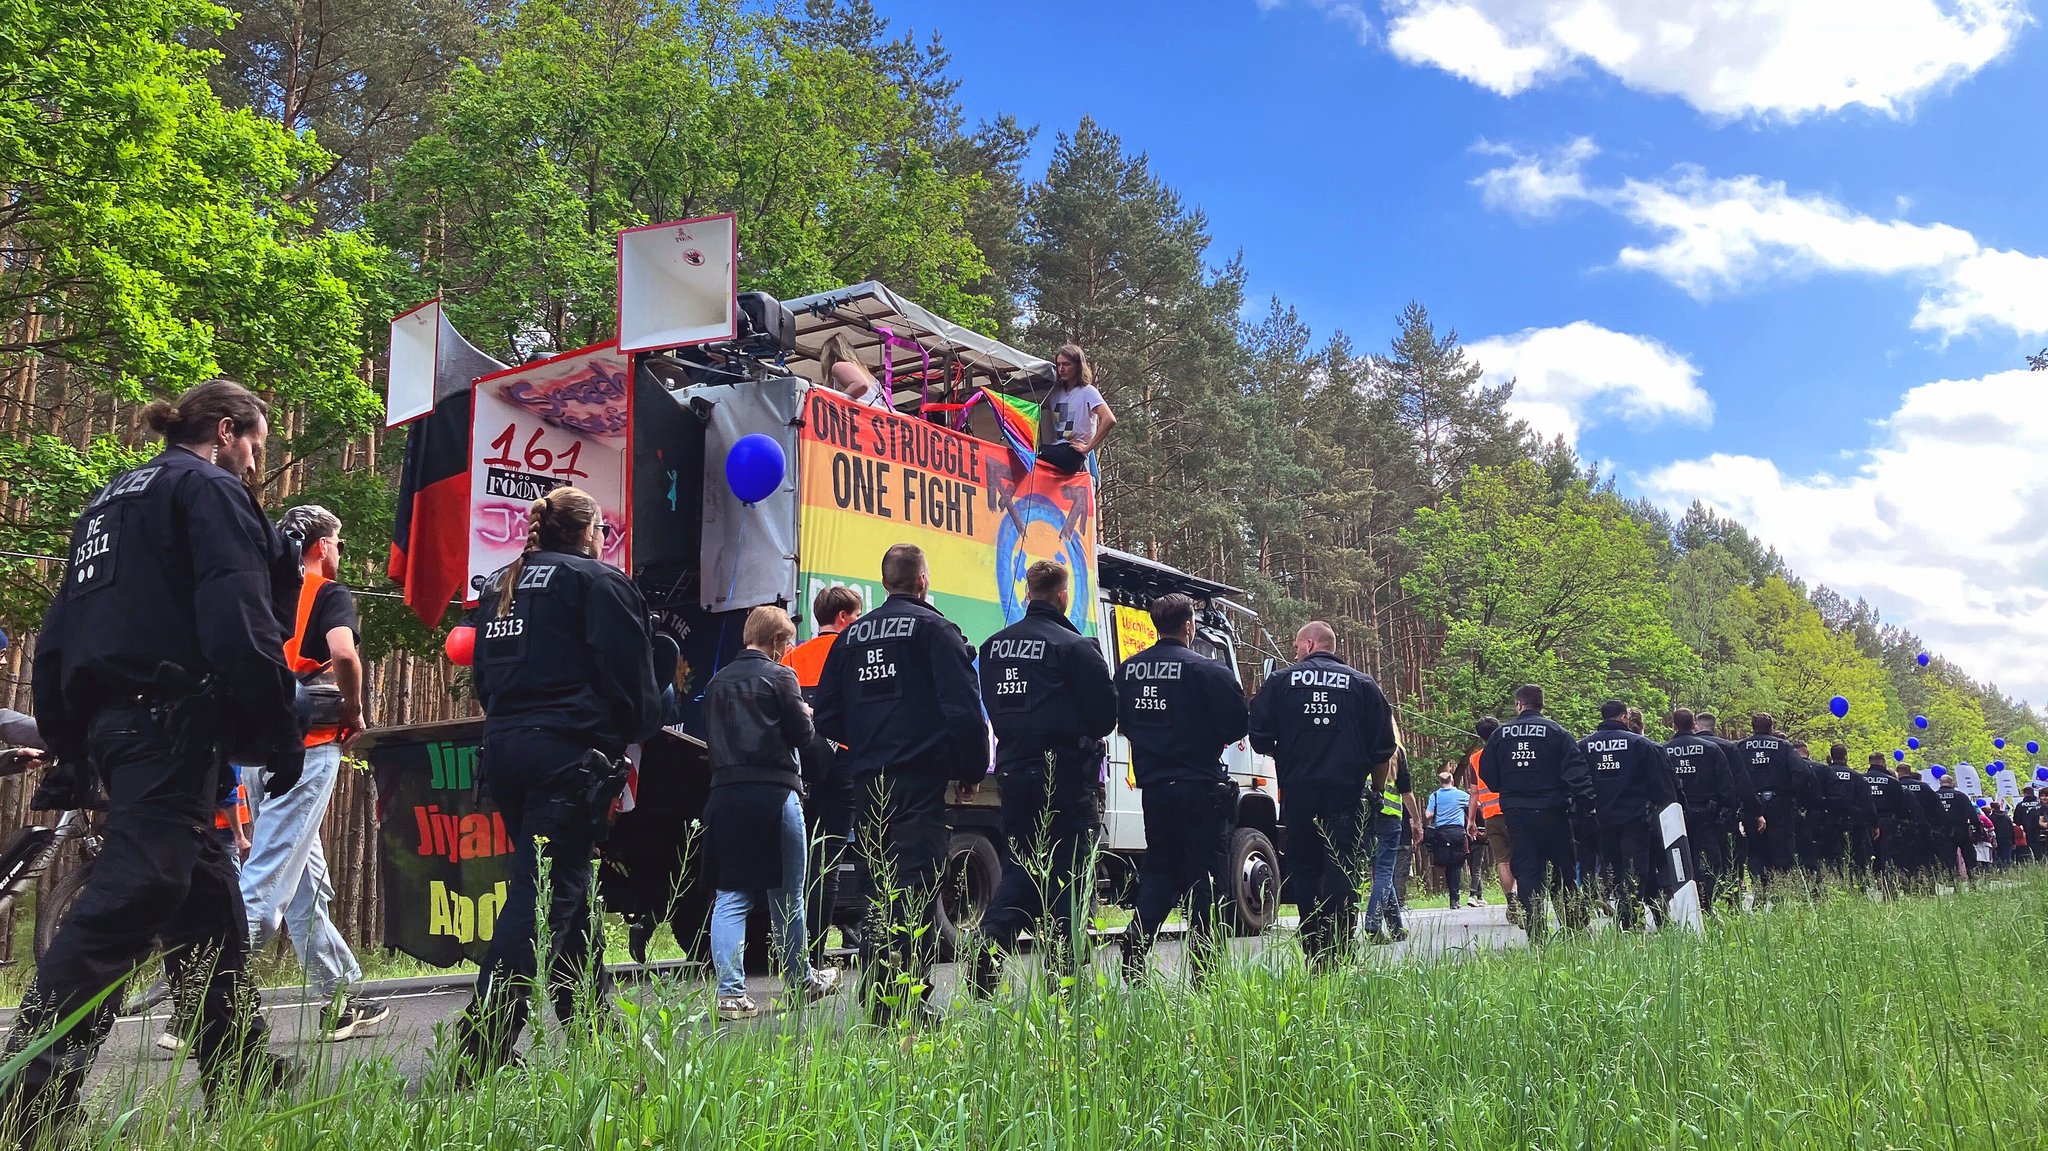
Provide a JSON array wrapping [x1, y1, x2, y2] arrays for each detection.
[[1989, 761, 2004, 774], [1931, 766, 1947, 779], [2031, 741, 2041, 756], [1893, 750, 1906, 762], [1977, 798, 1988, 808], [1917, 652, 1931, 667], [1996, 738, 2007, 750], [2037, 767, 2048, 782], [1908, 737, 1921, 751], [1829, 695, 1849, 718], [1914, 715, 1929, 729], [724, 434, 786, 505]]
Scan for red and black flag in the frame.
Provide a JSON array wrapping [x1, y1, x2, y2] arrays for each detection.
[[387, 302, 504, 627]]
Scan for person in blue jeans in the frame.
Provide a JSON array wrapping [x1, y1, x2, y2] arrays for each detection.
[[704, 606, 841, 1019], [1365, 751, 1416, 943]]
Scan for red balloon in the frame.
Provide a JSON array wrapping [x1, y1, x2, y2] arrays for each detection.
[[444, 625, 476, 666]]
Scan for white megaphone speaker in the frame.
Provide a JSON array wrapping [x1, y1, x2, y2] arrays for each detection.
[[384, 298, 508, 427], [617, 213, 739, 354]]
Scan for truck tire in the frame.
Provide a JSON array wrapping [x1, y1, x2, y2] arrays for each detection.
[[1227, 827, 1279, 936], [934, 829, 1000, 959]]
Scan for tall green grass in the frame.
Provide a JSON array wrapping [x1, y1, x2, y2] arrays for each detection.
[[90, 873, 2048, 1149]]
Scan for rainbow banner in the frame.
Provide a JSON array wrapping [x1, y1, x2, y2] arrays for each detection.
[[952, 387, 1042, 469], [797, 387, 1096, 646]]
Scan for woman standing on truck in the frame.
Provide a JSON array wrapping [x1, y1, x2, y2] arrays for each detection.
[[451, 486, 662, 1083]]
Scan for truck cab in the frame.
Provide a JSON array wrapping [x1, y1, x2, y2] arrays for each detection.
[[925, 546, 1281, 953]]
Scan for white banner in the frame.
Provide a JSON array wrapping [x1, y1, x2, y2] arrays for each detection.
[[466, 342, 632, 601]]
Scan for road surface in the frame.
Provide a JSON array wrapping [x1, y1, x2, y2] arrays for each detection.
[[2, 903, 1526, 1115]]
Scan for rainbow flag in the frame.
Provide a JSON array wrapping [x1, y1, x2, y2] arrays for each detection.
[[953, 388, 1042, 469]]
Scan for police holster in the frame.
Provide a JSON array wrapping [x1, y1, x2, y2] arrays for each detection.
[[148, 662, 222, 769], [578, 750, 631, 845]]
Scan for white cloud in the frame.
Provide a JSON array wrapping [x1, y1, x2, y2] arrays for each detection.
[[1259, 0, 1375, 41], [1642, 369, 2048, 704], [1380, 0, 2028, 119], [1469, 321, 1713, 445], [1475, 139, 2048, 338]]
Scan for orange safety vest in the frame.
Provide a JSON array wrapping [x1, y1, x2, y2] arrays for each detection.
[[783, 630, 840, 690], [215, 774, 251, 832], [1469, 748, 1503, 820], [283, 571, 343, 747]]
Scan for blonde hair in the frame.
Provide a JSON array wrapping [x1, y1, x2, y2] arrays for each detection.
[[494, 486, 602, 617], [743, 605, 796, 651]]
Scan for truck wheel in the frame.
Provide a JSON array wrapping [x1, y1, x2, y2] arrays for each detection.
[[1227, 827, 1279, 936], [934, 830, 1000, 959]]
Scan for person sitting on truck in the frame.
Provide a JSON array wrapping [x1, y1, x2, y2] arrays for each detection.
[[815, 543, 987, 1025], [1036, 344, 1116, 475], [1247, 620, 1396, 970], [784, 584, 865, 966], [970, 560, 1118, 996], [1116, 593, 1249, 986], [703, 605, 842, 1020], [819, 333, 894, 410]]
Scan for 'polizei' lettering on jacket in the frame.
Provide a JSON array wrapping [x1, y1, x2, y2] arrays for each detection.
[[844, 615, 918, 643], [985, 638, 1047, 661], [1586, 738, 1630, 754], [1123, 660, 1183, 681], [1289, 669, 1352, 689], [1498, 722, 1548, 739]]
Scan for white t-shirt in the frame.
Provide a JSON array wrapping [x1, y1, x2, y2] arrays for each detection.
[[1048, 383, 1104, 446]]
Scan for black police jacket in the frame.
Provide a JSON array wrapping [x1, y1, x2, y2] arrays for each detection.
[[1580, 719, 1676, 827], [978, 601, 1116, 777], [1901, 773, 1946, 835], [705, 650, 812, 792], [2014, 799, 2047, 843], [1929, 787, 1978, 844], [1115, 638, 1249, 788], [33, 448, 298, 765], [816, 593, 988, 784], [1817, 761, 1878, 825], [471, 550, 662, 756], [1735, 734, 1809, 800], [1478, 710, 1594, 815], [1663, 733, 1757, 823], [1865, 767, 1914, 823], [1248, 651, 1398, 794]]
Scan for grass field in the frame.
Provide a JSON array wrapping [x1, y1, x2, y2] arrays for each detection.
[[53, 872, 2048, 1149]]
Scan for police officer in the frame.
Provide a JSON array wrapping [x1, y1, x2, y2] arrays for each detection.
[[1864, 753, 1913, 892], [1736, 714, 1810, 898], [452, 486, 662, 1080], [1817, 744, 1879, 882], [1248, 621, 1397, 969], [1898, 762, 1945, 889], [1927, 771, 1979, 887], [1477, 685, 1594, 940], [1117, 593, 1249, 984], [1790, 739, 1835, 884], [970, 560, 1116, 993], [1664, 708, 1756, 913], [3, 380, 305, 1139], [816, 544, 987, 1023], [1579, 701, 1676, 931], [1695, 712, 1754, 902]]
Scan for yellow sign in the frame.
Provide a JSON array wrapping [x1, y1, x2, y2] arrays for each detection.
[[1113, 604, 1157, 665]]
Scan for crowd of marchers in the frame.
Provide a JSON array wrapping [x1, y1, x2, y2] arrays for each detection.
[[3, 375, 2024, 1146]]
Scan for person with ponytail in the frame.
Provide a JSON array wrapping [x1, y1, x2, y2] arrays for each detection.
[[451, 486, 662, 1082], [4, 378, 304, 1140]]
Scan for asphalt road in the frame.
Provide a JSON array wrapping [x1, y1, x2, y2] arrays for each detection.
[[6, 903, 1525, 1115]]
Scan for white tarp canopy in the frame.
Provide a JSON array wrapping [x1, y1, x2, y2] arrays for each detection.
[[781, 281, 1055, 409]]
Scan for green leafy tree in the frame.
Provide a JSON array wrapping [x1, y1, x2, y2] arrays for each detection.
[[1401, 462, 1699, 735], [0, 0, 383, 626], [373, 0, 992, 357]]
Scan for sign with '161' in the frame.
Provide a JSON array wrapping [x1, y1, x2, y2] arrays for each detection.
[[466, 341, 632, 601]]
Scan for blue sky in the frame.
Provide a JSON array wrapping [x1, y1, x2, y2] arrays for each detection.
[[874, 0, 2048, 703]]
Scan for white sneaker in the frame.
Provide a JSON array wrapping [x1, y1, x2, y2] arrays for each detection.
[[802, 967, 842, 1002]]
